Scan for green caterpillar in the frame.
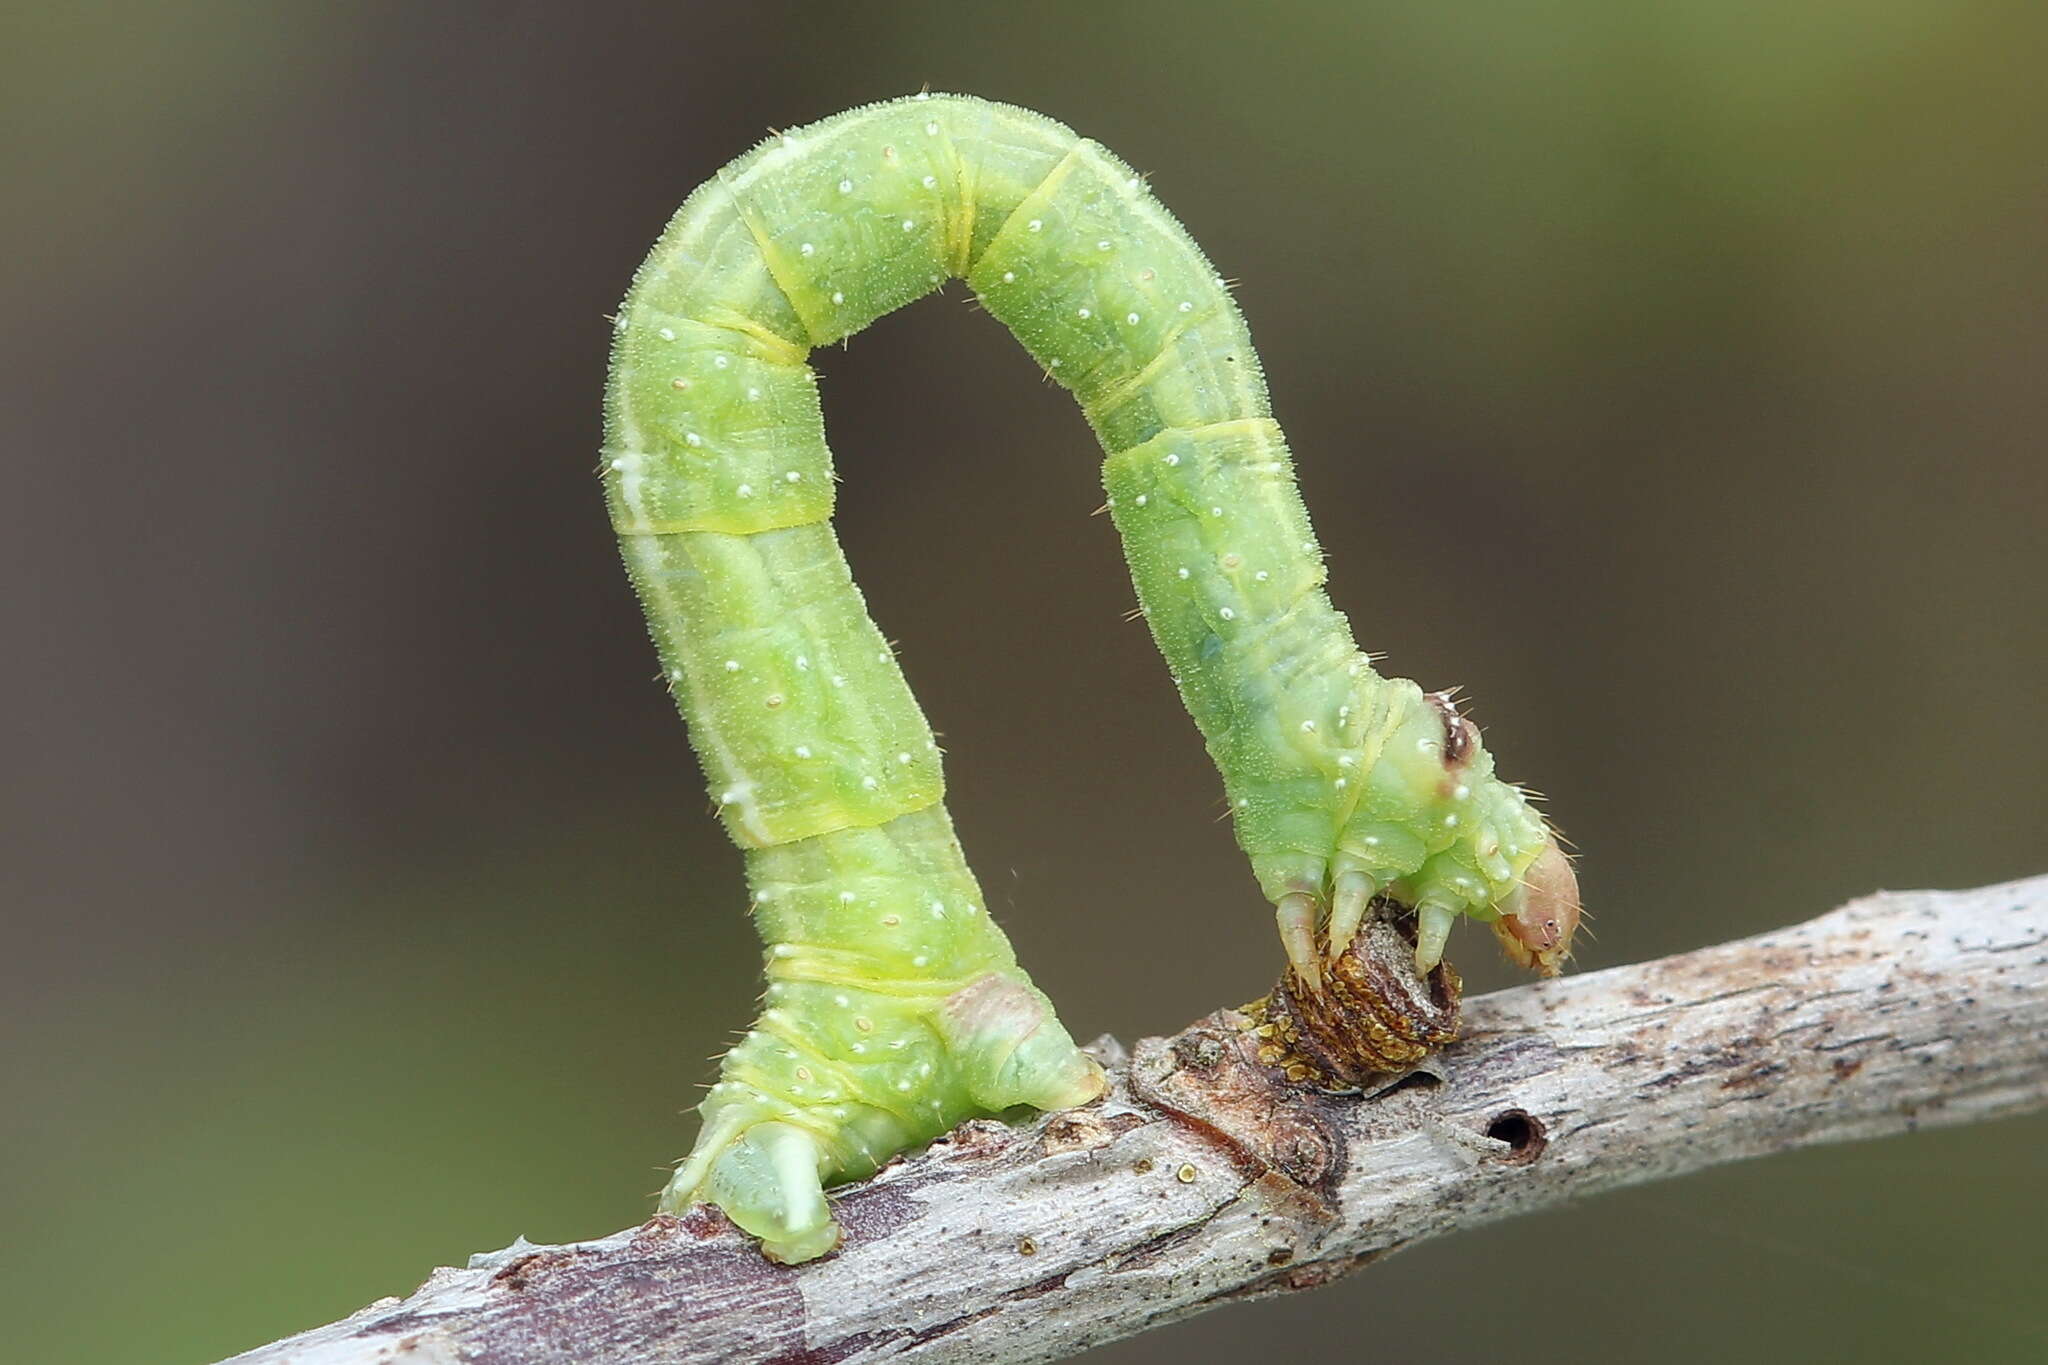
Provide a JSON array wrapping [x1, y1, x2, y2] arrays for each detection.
[[602, 93, 1576, 1264]]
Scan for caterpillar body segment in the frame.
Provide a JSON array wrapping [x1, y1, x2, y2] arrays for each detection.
[[603, 94, 1571, 1263]]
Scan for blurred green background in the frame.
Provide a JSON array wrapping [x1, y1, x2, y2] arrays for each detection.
[[3, 2, 2044, 1361]]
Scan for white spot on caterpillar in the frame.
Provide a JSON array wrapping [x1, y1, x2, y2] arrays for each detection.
[[897, 751, 912, 764], [1219, 607, 1235, 620], [921, 175, 936, 188], [912, 955, 929, 967], [785, 470, 802, 483], [736, 483, 753, 497], [1365, 835, 1381, 846], [659, 327, 676, 340], [930, 901, 946, 918], [1335, 778, 1348, 789], [861, 776, 878, 790], [1176, 567, 1190, 579], [765, 693, 785, 708], [896, 1079, 912, 1092], [1002, 271, 1015, 283], [685, 432, 702, 447], [1178, 300, 1193, 312], [831, 674, 846, 687], [1134, 494, 1148, 506], [925, 121, 939, 135], [876, 650, 889, 662], [838, 178, 853, 193], [1048, 358, 1061, 368], [1444, 813, 1460, 827], [1163, 452, 1180, 466], [724, 659, 740, 671], [1210, 506, 1224, 517], [800, 242, 815, 256], [832, 291, 845, 304], [833, 994, 849, 1008], [1300, 720, 1316, 733], [1097, 239, 1112, 251], [901, 219, 916, 232], [839, 890, 855, 904], [721, 790, 739, 804], [713, 356, 730, 369], [1028, 218, 1043, 232], [1417, 737, 1438, 753], [918, 1062, 932, 1076], [1126, 312, 1140, 325], [1255, 570, 1269, 582], [1454, 784, 1471, 800], [794, 746, 811, 759], [748, 387, 761, 401], [795, 655, 810, 670], [608, 458, 624, 471], [771, 944, 795, 958], [668, 668, 683, 681], [1077, 307, 1091, 319], [1236, 797, 1249, 808]]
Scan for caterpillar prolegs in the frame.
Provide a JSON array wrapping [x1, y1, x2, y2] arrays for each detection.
[[602, 94, 1577, 1263]]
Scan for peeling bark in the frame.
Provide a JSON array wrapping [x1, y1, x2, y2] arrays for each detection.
[[221, 877, 2048, 1365]]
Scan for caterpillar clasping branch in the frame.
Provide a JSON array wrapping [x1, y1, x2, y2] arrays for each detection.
[[601, 93, 1578, 1263]]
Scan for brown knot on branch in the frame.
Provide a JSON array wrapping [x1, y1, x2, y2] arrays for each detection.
[[1242, 908, 1463, 1088]]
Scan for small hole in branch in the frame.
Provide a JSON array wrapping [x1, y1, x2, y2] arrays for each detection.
[[1484, 1109, 1547, 1164]]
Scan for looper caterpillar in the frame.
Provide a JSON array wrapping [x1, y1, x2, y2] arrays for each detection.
[[602, 93, 1578, 1263]]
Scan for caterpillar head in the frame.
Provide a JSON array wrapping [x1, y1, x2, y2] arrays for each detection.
[[1491, 835, 1580, 977]]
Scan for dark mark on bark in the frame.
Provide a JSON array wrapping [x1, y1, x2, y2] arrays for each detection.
[[1041, 1108, 1145, 1156], [490, 1254, 545, 1291]]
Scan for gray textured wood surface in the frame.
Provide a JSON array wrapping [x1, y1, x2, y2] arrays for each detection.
[[222, 876, 2048, 1364]]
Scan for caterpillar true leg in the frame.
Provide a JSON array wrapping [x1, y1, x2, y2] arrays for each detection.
[[1275, 890, 1324, 993], [604, 94, 1576, 1262]]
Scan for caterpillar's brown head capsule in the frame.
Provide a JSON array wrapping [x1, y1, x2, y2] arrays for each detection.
[[1493, 835, 1581, 977]]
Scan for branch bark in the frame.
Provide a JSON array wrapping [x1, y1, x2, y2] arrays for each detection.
[[224, 876, 2048, 1365]]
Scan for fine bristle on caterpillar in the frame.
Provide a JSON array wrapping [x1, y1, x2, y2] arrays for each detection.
[[601, 92, 1577, 1263]]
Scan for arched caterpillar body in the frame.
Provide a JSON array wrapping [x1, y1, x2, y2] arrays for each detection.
[[603, 94, 1577, 1263]]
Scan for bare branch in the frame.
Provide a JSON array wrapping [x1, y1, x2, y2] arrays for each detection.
[[222, 876, 2048, 1365]]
